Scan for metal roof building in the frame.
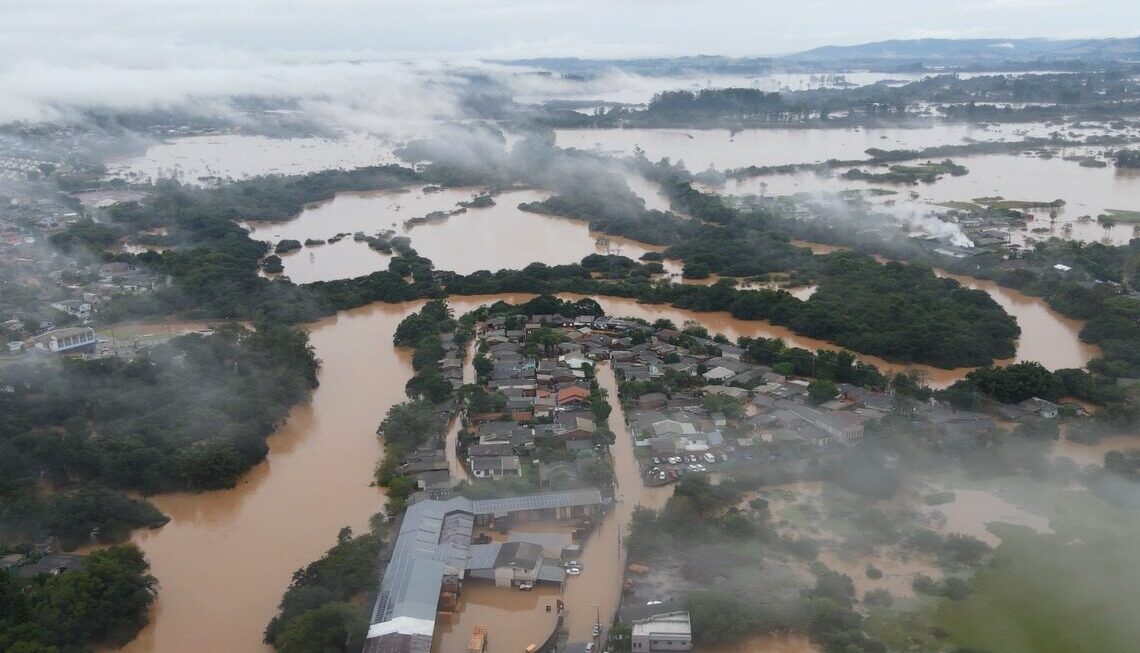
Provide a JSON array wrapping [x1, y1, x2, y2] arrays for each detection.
[[364, 490, 603, 653]]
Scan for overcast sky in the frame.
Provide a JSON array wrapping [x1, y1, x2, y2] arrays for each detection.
[[1, 0, 1137, 125], [4, 0, 1138, 61]]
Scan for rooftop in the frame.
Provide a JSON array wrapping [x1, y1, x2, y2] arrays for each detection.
[[631, 611, 692, 637]]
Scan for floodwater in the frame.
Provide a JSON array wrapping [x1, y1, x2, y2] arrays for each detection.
[[725, 153, 1140, 246], [433, 582, 562, 653], [108, 132, 404, 184], [103, 289, 1088, 653], [925, 488, 1053, 547], [816, 550, 941, 600], [1053, 434, 1140, 466], [935, 270, 1101, 371], [104, 296, 527, 653], [517, 71, 1071, 107], [554, 123, 1094, 171], [558, 364, 672, 641], [789, 240, 1099, 378], [245, 187, 679, 282]]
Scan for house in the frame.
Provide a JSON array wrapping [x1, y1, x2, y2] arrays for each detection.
[[49, 299, 92, 320], [556, 385, 592, 407], [1019, 396, 1059, 419], [471, 455, 522, 479], [702, 366, 735, 382], [651, 419, 697, 438], [638, 392, 668, 410], [32, 327, 96, 354], [631, 611, 692, 652], [702, 385, 747, 401]]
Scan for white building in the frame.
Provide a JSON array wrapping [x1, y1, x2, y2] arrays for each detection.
[[33, 327, 96, 354], [631, 611, 692, 652]]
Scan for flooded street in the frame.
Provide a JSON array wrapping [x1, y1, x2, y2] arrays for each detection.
[[560, 364, 672, 642]]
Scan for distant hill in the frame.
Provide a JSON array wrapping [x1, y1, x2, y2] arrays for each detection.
[[783, 36, 1140, 65], [501, 56, 772, 77]]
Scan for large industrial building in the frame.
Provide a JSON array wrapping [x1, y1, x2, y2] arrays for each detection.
[[363, 489, 604, 653]]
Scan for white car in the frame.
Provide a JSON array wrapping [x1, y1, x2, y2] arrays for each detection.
[[566, 567, 582, 576]]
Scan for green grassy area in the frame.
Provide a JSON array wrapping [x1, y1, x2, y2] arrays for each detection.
[[1102, 209, 1140, 223], [936, 201, 983, 211], [973, 197, 1065, 210], [935, 524, 1140, 653]]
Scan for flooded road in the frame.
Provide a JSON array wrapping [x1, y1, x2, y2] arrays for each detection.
[[560, 364, 672, 642]]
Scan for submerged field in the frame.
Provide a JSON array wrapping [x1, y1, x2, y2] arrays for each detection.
[[936, 524, 1140, 653]]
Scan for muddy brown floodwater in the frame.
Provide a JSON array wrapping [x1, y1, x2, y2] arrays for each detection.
[[557, 364, 672, 642], [245, 187, 679, 283], [103, 295, 531, 653], [104, 285, 1095, 652], [790, 240, 1099, 380]]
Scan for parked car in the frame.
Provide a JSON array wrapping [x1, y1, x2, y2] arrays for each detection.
[[566, 567, 582, 576], [593, 624, 601, 636], [518, 581, 534, 590], [686, 454, 698, 463], [703, 453, 716, 463], [652, 457, 661, 465]]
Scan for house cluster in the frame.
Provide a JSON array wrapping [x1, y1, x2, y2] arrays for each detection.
[[460, 314, 615, 481], [3, 253, 161, 359]]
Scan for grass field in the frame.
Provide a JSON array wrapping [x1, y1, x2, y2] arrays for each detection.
[[1101, 209, 1140, 223]]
